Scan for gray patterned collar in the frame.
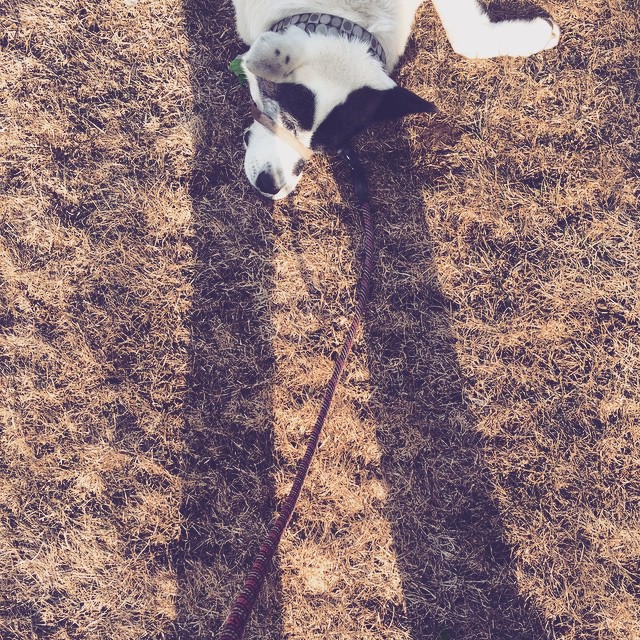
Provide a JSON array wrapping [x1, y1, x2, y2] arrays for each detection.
[[270, 13, 387, 68]]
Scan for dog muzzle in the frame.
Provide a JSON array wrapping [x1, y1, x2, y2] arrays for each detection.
[[250, 103, 314, 161]]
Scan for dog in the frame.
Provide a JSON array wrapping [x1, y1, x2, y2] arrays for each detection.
[[232, 0, 560, 200]]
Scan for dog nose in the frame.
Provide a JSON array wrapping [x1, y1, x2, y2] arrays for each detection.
[[255, 171, 281, 196]]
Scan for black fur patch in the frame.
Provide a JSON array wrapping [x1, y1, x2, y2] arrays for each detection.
[[258, 79, 316, 131], [311, 87, 385, 153], [376, 86, 437, 121], [311, 86, 436, 153]]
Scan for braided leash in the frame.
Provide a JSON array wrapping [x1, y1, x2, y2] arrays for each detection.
[[218, 148, 374, 639]]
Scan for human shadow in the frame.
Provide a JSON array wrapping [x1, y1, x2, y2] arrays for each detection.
[[172, 0, 283, 638], [357, 137, 547, 639], [352, 37, 548, 640]]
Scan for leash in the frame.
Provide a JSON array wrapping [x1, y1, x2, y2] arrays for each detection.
[[218, 147, 374, 639]]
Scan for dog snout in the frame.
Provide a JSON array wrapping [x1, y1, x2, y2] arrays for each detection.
[[255, 171, 282, 196]]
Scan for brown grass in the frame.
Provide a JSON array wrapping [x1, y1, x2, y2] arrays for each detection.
[[1, 0, 639, 638]]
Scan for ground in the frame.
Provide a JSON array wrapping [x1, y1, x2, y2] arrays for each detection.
[[1, 0, 639, 638]]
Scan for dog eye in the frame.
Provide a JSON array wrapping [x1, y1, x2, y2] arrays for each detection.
[[243, 129, 252, 147]]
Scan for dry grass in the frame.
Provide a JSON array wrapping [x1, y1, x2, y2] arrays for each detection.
[[1, 0, 639, 638]]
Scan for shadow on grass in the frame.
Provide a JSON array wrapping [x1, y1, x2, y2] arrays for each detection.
[[357, 131, 547, 638], [321, 112, 545, 637], [173, 1, 283, 637]]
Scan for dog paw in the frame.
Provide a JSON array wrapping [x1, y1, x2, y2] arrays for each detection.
[[494, 16, 561, 57], [455, 16, 561, 59], [244, 30, 304, 82]]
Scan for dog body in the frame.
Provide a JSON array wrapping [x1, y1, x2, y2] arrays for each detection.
[[232, 0, 560, 199]]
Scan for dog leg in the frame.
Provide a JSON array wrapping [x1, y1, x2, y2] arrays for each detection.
[[430, 0, 560, 58]]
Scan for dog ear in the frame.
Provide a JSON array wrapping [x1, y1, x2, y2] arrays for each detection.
[[311, 86, 436, 153], [374, 86, 437, 121], [311, 87, 383, 153], [244, 28, 309, 83]]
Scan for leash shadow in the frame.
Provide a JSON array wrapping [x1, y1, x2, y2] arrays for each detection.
[[173, 1, 284, 637]]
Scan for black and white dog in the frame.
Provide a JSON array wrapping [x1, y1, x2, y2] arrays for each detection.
[[232, 0, 560, 199]]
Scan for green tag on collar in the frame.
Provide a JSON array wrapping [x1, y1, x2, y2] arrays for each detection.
[[229, 57, 247, 85]]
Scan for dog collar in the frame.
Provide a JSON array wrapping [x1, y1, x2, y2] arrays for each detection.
[[251, 103, 314, 161], [270, 13, 387, 68]]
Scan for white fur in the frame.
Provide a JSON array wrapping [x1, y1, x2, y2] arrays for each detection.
[[233, 0, 560, 199]]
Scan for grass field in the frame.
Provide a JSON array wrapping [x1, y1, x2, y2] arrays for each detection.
[[1, 0, 639, 638]]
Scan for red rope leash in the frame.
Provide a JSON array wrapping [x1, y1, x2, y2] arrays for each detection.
[[218, 149, 374, 639]]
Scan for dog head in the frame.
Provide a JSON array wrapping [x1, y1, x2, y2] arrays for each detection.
[[238, 26, 436, 199]]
